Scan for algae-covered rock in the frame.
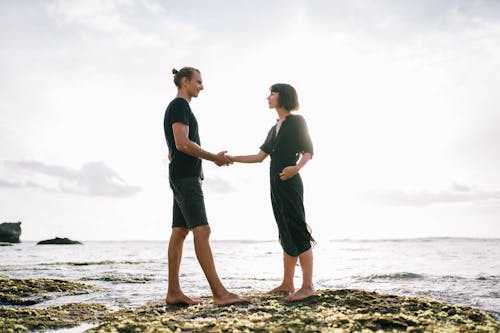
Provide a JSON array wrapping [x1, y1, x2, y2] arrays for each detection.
[[1, 283, 498, 333], [37, 237, 82, 245], [88, 289, 500, 333], [0, 276, 108, 332], [0, 242, 12, 246], [0, 275, 108, 332], [0, 275, 98, 305], [0, 302, 107, 332]]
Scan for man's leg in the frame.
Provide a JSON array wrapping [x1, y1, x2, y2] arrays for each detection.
[[284, 248, 315, 301], [269, 252, 297, 293], [192, 225, 250, 305], [165, 227, 199, 305]]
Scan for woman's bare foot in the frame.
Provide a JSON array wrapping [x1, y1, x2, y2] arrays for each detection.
[[214, 292, 251, 306], [283, 287, 315, 302], [165, 292, 200, 305], [268, 284, 295, 294]]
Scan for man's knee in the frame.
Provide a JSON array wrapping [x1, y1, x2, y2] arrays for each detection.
[[171, 227, 189, 240], [192, 225, 211, 240]]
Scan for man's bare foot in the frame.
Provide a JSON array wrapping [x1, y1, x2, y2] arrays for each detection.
[[165, 292, 200, 305], [283, 287, 315, 302], [214, 292, 251, 306], [268, 284, 295, 294]]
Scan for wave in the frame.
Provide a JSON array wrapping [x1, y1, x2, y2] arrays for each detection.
[[224, 277, 281, 281], [476, 275, 500, 281], [40, 260, 147, 266], [360, 273, 495, 283], [436, 275, 466, 281], [332, 237, 500, 243], [81, 274, 154, 284], [359, 272, 425, 281], [338, 248, 370, 252]]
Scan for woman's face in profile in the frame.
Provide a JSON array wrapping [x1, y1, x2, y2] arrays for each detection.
[[267, 91, 279, 109]]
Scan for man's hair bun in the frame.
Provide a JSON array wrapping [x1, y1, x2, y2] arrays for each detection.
[[172, 67, 200, 88]]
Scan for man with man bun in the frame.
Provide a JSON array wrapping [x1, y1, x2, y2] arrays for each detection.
[[163, 66, 250, 305]]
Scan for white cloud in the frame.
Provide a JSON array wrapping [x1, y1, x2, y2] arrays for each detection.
[[0, 179, 22, 188], [203, 175, 236, 194], [362, 183, 500, 206], [2, 160, 140, 198], [46, 0, 201, 46], [47, 0, 126, 31]]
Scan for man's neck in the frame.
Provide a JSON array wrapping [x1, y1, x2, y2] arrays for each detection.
[[177, 90, 191, 102]]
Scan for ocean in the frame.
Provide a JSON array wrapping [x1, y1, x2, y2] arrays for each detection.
[[1, 238, 499, 320]]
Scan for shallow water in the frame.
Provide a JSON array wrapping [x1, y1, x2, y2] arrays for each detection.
[[1, 238, 499, 319], [44, 323, 97, 333]]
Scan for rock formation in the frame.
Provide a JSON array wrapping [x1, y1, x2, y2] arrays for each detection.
[[37, 237, 82, 245], [0, 222, 21, 243]]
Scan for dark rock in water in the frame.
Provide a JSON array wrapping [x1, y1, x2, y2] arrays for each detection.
[[0, 221, 21, 243], [37, 237, 83, 245], [0, 242, 12, 246]]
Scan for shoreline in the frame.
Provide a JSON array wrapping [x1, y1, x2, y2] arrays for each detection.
[[1, 276, 499, 332]]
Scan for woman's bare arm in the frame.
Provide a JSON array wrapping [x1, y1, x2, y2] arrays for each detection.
[[228, 150, 268, 163]]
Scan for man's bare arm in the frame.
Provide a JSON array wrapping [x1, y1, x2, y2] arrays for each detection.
[[172, 122, 230, 166]]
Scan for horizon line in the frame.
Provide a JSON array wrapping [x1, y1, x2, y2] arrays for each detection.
[[16, 236, 500, 243]]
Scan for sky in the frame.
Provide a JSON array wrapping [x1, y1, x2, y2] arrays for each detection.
[[1, 0, 500, 241]]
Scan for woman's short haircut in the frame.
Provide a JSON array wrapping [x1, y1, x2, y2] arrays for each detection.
[[172, 67, 200, 88], [270, 83, 300, 111]]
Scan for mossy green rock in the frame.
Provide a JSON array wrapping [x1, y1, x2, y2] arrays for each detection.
[[1, 275, 498, 333], [0, 302, 108, 332], [0, 275, 97, 305], [0, 276, 107, 332], [89, 289, 500, 333]]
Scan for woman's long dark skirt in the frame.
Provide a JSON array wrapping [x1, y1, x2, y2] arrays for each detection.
[[270, 173, 315, 257]]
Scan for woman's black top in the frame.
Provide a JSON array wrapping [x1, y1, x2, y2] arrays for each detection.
[[260, 114, 314, 173]]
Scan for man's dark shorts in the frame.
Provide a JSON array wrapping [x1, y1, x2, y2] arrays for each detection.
[[169, 177, 209, 229]]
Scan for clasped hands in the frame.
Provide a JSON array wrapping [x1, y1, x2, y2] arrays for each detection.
[[213, 151, 233, 167]]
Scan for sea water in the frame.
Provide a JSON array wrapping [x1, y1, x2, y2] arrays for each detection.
[[1, 238, 499, 319]]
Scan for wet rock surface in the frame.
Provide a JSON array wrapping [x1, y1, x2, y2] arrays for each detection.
[[0, 275, 107, 332], [1, 275, 499, 333], [0, 275, 97, 306], [90, 289, 500, 333], [1, 303, 107, 332]]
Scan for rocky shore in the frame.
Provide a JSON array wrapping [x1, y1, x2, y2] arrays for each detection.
[[1, 275, 499, 333], [0, 275, 106, 332]]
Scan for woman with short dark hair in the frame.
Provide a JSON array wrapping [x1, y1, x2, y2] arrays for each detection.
[[228, 83, 316, 301]]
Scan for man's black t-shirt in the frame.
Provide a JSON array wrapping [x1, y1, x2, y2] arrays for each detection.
[[164, 97, 202, 180]]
